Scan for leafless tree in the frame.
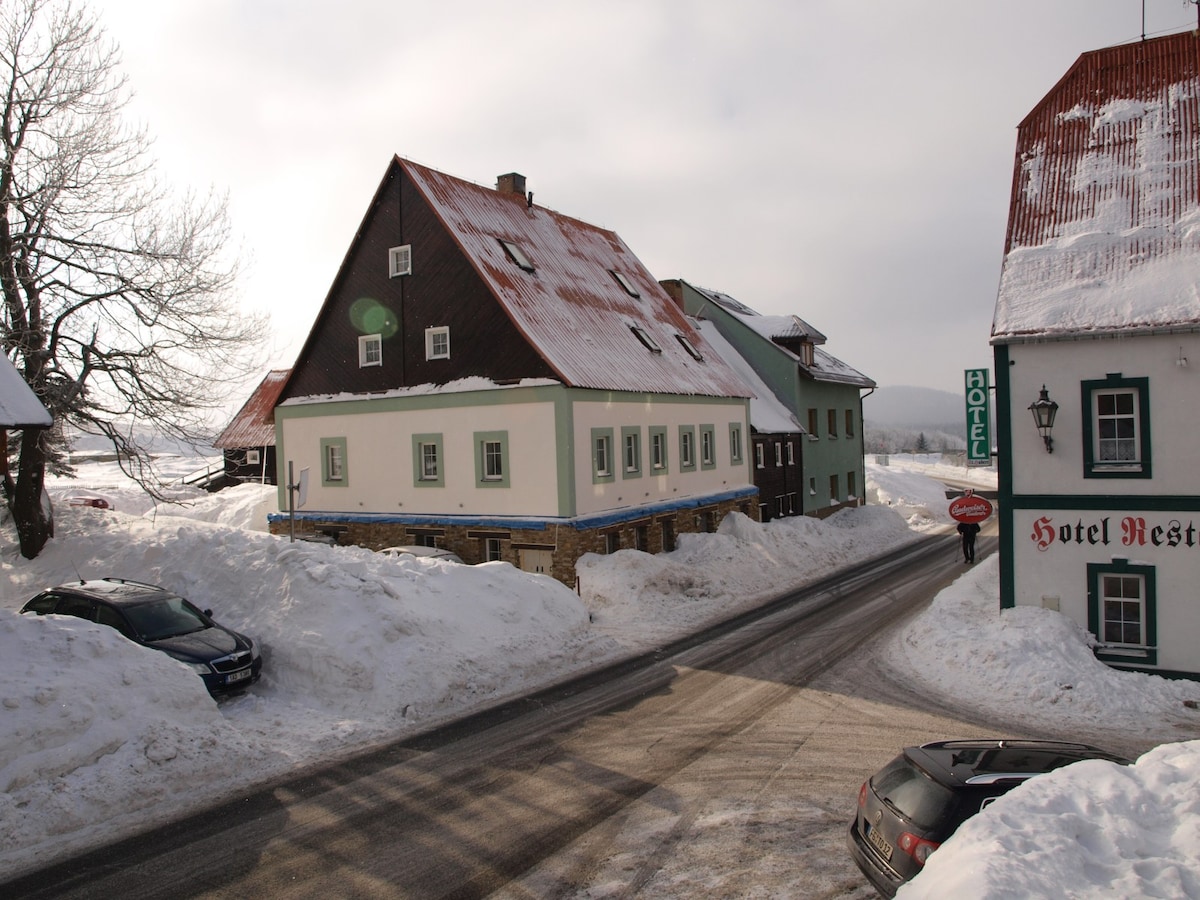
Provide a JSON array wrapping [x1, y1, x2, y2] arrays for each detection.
[[1, 0, 263, 557]]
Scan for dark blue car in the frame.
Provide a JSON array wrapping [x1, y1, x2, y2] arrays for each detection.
[[21, 578, 262, 694]]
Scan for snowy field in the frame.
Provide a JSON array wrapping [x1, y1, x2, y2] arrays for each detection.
[[1, 453, 1198, 897]]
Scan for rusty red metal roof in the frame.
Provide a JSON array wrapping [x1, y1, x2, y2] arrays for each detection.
[[400, 158, 750, 398], [994, 31, 1200, 340], [213, 369, 290, 448]]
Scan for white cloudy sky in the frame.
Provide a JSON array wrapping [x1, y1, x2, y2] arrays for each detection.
[[88, 0, 1200, 395]]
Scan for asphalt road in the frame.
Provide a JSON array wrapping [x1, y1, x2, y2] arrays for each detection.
[[7, 531, 1005, 899]]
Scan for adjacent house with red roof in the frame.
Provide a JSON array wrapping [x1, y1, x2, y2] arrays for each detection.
[[991, 30, 1200, 678], [271, 157, 756, 583], [213, 369, 289, 485]]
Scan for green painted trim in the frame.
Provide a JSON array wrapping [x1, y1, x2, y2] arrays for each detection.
[[591, 427, 615, 484], [1007, 495, 1200, 511], [994, 344, 1016, 609], [411, 433, 444, 487], [728, 422, 744, 464], [679, 425, 697, 471], [474, 430, 509, 488], [320, 437, 348, 487], [700, 424, 717, 470], [1087, 559, 1157, 667], [1081, 375, 1152, 479], [649, 425, 669, 475], [621, 425, 643, 479]]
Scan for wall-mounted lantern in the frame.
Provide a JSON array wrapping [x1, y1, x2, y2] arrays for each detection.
[[1028, 385, 1059, 454]]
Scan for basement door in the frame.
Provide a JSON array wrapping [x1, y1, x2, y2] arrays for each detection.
[[519, 548, 553, 575]]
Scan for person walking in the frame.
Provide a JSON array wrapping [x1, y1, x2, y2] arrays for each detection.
[[957, 521, 980, 563]]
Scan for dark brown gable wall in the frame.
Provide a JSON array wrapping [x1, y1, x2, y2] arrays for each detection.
[[283, 164, 555, 400]]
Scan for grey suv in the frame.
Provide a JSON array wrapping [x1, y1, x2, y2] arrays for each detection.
[[848, 739, 1129, 896], [21, 578, 263, 695]]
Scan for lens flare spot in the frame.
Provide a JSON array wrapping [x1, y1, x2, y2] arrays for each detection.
[[349, 298, 398, 338]]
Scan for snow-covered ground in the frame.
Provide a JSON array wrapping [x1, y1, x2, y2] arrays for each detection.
[[2, 453, 1198, 897]]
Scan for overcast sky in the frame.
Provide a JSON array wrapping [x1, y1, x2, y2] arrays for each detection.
[[90, 0, 1200, 396]]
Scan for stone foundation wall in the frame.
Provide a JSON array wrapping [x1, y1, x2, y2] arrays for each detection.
[[269, 495, 761, 588]]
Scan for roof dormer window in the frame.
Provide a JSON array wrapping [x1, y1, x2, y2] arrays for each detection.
[[609, 270, 640, 297], [630, 325, 662, 353], [675, 334, 704, 361], [498, 239, 535, 272]]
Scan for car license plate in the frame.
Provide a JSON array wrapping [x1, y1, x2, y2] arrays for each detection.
[[866, 824, 893, 862], [226, 669, 251, 684]]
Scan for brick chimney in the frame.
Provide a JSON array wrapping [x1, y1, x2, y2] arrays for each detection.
[[496, 172, 526, 195]]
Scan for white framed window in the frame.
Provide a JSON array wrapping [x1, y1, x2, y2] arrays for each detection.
[[412, 433, 444, 487], [421, 443, 439, 480], [593, 430, 614, 480], [680, 428, 696, 470], [623, 429, 641, 475], [321, 438, 347, 486], [729, 424, 743, 463], [359, 333, 382, 367], [1083, 376, 1151, 478], [483, 441, 503, 479], [246, 449, 260, 465], [755, 443, 765, 469], [1089, 560, 1156, 664], [425, 326, 450, 360], [701, 426, 715, 467], [786, 442, 795, 466], [484, 537, 503, 562], [475, 431, 509, 486], [650, 428, 667, 472], [774, 441, 783, 466], [389, 245, 412, 277]]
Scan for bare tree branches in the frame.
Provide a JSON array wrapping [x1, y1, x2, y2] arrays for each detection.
[[1, 0, 264, 555]]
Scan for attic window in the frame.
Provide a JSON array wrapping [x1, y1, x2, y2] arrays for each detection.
[[389, 245, 412, 277], [359, 334, 382, 367], [609, 270, 640, 297], [630, 325, 662, 353], [675, 334, 704, 361], [498, 239, 535, 272]]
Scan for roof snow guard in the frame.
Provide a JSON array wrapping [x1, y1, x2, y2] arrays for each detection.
[[993, 31, 1200, 343], [400, 158, 749, 398]]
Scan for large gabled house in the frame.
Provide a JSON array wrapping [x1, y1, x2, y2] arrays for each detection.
[[270, 157, 756, 584], [663, 280, 875, 519], [992, 31, 1200, 678]]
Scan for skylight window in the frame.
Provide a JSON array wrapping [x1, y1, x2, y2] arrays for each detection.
[[497, 239, 535, 272], [675, 334, 703, 361], [609, 270, 640, 297], [630, 325, 662, 353]]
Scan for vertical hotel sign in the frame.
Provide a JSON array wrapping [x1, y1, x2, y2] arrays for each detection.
[[965, 368, 991, 465]]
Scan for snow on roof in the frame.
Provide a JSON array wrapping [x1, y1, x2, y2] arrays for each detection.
[[0, 355, 51, 428], [687, 283, 874, 387], [212, 370, 289, 448], [692, 320, 801, 434], [993, 32, 1200, 342], [401, 158, 749, 399]]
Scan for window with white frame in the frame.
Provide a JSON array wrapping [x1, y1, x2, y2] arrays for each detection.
[[321, 438, 347, 486], [1083, 375, 1151, 478], [729, 423, 743, 463], [484, 537, 503, 562], [1089, 560, 1156, 664], [623, 427, 641, 476], [425, 326, 450, 360], [774, 441, 783, 466], [246, 449, 260, 465], [755, 442, 765, 469], [412, 433, 443, 486], [786, 441, 795, 465], [680, 427, 696, 470], [650, 427, 668, 472], [593, 429, 614, 482], [701, 425, 715, 468], [477, 433, 507, 484], [388, 245, 412, 277], [359, 334, 382, 367]]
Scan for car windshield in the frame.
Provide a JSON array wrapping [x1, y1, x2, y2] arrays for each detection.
[[872, 757, 956, 830], [122, 595, 208, 641]]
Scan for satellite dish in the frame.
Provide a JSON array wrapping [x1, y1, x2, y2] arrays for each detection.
[[297, 467, 309, 508]]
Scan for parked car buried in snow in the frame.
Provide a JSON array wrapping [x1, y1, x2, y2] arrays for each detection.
[[377, 545, 464, 564], [20, 578, 263, 695], [847, 739, 1130, 897]]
